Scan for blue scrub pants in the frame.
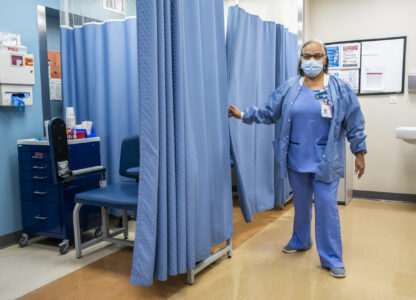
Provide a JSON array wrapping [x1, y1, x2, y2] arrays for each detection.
[[287, 169, 344, 268]]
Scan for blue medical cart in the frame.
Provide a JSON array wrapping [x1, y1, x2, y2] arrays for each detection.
[[17, 138, 102, 254]]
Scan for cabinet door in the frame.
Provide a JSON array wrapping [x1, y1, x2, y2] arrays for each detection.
[[68, 142, 101, 170], [62, 176, 101, 236]]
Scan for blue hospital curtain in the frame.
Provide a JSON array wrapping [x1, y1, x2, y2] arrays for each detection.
[[227, 6, 276, 222], [274, 25, 298, 207], [61, 18, 139, 184], [227, 6, 298, 222], [131, 0, 233, 286]]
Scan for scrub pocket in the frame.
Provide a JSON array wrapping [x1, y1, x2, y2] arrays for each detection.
[[315, 142, 327, 163], [324, 141, 341, 168], [287, 141, 305, 168]]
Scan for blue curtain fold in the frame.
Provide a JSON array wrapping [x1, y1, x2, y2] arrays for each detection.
[[227, 6, 298, 222], [275, 24, 299, 87], [131, 0, 233, 286], [274, 24, 298, 208], [61, 18, 139, 184]]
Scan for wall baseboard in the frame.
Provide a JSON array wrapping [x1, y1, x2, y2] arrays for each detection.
[[353, 190, 416, 203], [0, 231, 22, 250]]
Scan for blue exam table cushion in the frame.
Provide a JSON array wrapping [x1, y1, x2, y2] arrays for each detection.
[[75, 182, 138, 210]]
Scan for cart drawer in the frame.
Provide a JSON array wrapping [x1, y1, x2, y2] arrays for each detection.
[[22, 181, 59, 203], [22, 201, 61, 234], [23, 171, 53, 183], [22, 161, 51, 173], [21, 151, 50, 162]]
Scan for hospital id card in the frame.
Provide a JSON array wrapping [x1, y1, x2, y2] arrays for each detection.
[[321, 101, 332, 119]]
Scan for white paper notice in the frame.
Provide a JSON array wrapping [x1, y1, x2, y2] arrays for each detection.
[[329, 69, 359, 91], [363, 67, 385, 91], [343, 70, 359, 90], [49, 78, 62, 100], [341, 43, 361, 68]]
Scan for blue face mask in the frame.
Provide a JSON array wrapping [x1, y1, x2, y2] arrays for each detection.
[[301, 59, 323, 78]]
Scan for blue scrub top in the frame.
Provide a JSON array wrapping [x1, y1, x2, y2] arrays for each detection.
[[288, 84, 331, 173], [242, 75, 367, 183]]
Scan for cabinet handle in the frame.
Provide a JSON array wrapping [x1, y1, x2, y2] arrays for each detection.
[[35, 215, 47, 221], [33, 176, 47, 180], [33, 191, 47, 195], [65, 185, 78, 190], [32, 156, 44, 159], [33, 165, 46, 170]]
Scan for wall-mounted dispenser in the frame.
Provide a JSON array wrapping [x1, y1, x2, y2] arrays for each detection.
[[408, 74, 416, 93], [0, 37, 35, 108]]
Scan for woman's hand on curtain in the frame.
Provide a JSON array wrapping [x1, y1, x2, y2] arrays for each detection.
[[228, 105, 242, 119]]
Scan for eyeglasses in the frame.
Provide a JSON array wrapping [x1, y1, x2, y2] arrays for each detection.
[[301, 53, 325, 60]]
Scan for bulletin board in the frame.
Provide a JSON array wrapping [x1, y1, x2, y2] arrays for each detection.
[[325, 36, 406, 95]]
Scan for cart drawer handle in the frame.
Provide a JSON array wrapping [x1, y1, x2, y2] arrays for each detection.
[[33, 165, 46, 170], [33, 191, 47, 195], [33, 176, 47, 180], [35, 215, 47, 220], [32, 156, 44, 159], [65, 185, 78, 190]]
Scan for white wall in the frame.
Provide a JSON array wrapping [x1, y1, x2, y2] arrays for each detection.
[[224, 0, 298, 34], [306, 0, 416, 194]]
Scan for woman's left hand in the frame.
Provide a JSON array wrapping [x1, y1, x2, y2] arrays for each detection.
[[354, 153, 365, 179]]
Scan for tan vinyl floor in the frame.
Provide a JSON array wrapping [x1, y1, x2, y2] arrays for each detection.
[[8, 199, 416, 300], [16, 200, 292, 300], [171, 200, 416, 300]]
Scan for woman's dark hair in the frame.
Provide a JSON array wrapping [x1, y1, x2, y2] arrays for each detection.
[[297, 39, 329, 76]]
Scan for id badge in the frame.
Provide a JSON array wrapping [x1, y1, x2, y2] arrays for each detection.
[[315, 90, 328, 100], [321, 101, 332, 119]]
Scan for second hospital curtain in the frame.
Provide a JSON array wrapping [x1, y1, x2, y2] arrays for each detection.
[[227, 6, 298, 222], [131, 0, 233, 286], [61, 18, 139, 185]]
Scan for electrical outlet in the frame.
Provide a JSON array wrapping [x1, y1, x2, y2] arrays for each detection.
[[390, 94, 397, 104]]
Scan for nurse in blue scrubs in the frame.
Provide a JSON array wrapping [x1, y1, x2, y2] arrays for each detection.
[[228, 40, 367, 278]]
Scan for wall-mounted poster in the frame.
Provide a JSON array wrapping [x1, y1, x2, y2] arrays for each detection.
[[48, 50, 61, 79], [326, 45, 340, 69], [48, 50, 62, 100], [341, 43, 360, 68], [328, 69, 359, 91]]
